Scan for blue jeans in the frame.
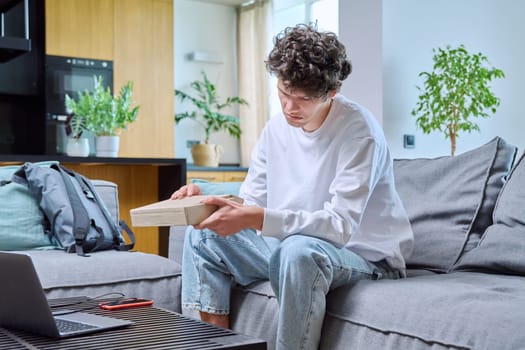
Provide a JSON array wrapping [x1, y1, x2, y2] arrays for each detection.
[[181, 228, 401, 350]]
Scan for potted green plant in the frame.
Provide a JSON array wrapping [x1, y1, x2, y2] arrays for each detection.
[[63, 100, 90, 157], [62, 114, 89, 157], [65, 76, 140, 157], [411, 45, 505, 156], [175, 71, 248, 166]]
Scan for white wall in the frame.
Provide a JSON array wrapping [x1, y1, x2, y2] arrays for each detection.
[[339, 0, 383, 124], [176, 0, 525, 161], [340, 0, 525, 158], [174, 0, 240, 164]]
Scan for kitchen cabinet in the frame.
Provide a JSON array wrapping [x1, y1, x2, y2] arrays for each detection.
[[45, 0, 174, 159], [187, 168, 247, 184], [114, 0, 174, 159], [187, 170, 224, 183], [222, 171, 248, 182], [45, 0, 114, 60]]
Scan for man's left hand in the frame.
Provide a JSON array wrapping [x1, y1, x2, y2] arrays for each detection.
[[194, 196, 264, 236]]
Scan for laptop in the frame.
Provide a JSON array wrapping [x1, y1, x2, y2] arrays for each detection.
[[0, 252, 133, 338]]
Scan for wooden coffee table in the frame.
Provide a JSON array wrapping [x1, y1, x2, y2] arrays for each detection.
[[0, 297, 266, 350]]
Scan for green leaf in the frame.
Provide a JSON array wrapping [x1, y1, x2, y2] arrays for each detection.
[[174, 71, 249, 143]]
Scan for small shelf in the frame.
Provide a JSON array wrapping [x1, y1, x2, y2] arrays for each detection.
[[0, 0, 31, 63], [0, 0, 20, 12], [0, 36, 30, 62]]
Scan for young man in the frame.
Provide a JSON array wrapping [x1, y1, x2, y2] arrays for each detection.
[[171, 24, 413, 350]]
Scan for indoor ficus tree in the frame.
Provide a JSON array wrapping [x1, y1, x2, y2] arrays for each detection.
[[411, 45, 505, 156]]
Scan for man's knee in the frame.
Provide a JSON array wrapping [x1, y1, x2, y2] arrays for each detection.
[[270, 235, 329, 274], [268, 235, 335, 298]]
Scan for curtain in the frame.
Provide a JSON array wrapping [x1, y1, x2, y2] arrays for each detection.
[[237, 0, 271, 167]]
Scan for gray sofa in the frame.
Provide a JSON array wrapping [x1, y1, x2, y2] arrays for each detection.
[[0, 168, 182, 313], [169, 136, 525, 350]]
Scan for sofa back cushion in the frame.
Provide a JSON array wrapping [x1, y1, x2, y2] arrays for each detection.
[[190, 178, 243, 196], [394, 137, 516, 272], [453, 151, 525, 275], [93, 180, 120, 222]]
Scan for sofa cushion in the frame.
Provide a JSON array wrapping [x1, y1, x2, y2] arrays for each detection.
[[18, 249, 182, 312], [453, 151, 525, 275], [394, 137, 516, 272], [231, 281, 279, 350], [190, 178, 242, 196], [323, 272, 525, 350], [0, 162, 57, 250], [225, 271, 525, 350]]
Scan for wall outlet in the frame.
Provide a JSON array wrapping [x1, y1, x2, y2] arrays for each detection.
[[186, 140, 200, 148], [403, 134, 415, 149]]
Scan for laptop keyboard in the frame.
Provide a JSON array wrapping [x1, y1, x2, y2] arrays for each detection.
[[55, 318, 97, 334]]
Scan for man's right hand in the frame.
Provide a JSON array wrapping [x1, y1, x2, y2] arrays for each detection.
[[170, 183, 202, 199]]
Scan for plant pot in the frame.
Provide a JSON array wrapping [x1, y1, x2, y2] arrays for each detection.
[[95, 135, 120, 157], [191, 143, 223, 167], [66, 138, 90, 157]]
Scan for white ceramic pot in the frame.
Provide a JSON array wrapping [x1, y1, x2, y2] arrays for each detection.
[[191, 143, 223, 167], [66, 138, 90, 157], [95, 135, 120, 157]]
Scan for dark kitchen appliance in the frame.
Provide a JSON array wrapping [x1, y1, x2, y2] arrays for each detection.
[[45, 55, 113, 155]]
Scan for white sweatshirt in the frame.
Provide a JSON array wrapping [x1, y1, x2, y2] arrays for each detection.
[[239, 95, 413, 271]]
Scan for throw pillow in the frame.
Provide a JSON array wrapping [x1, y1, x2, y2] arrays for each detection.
[[453, 150, 525, 275], [0, 162, 58, 250], [394, 137, 516, 272], [190, 178, 242, 196]]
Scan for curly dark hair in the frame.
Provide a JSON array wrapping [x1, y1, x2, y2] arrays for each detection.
[[265, 23, 352, 98]]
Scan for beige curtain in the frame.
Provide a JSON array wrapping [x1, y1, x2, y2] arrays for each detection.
[[237, 0, 271, 167]]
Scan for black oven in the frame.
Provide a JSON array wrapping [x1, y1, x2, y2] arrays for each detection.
[[45, 55, 113, 155]]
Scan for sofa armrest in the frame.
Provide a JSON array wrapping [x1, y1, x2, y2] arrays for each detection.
[[169, 226, 187, 265]]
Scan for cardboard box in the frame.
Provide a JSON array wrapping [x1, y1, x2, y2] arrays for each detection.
[[130, 195, 242, 227]]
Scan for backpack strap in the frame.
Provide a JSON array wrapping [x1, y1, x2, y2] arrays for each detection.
[[65, 165, 136, 252], [117, 220, 136, 251], [53, 164, 90, 257], [80, 171, 136, 251]]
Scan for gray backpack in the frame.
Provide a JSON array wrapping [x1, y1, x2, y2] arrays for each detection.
[[12, 162, 135, 256]]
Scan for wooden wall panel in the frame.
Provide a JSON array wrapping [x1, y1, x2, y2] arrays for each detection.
[[45, 0, 114, 60], [113, 0, 174, 158]]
